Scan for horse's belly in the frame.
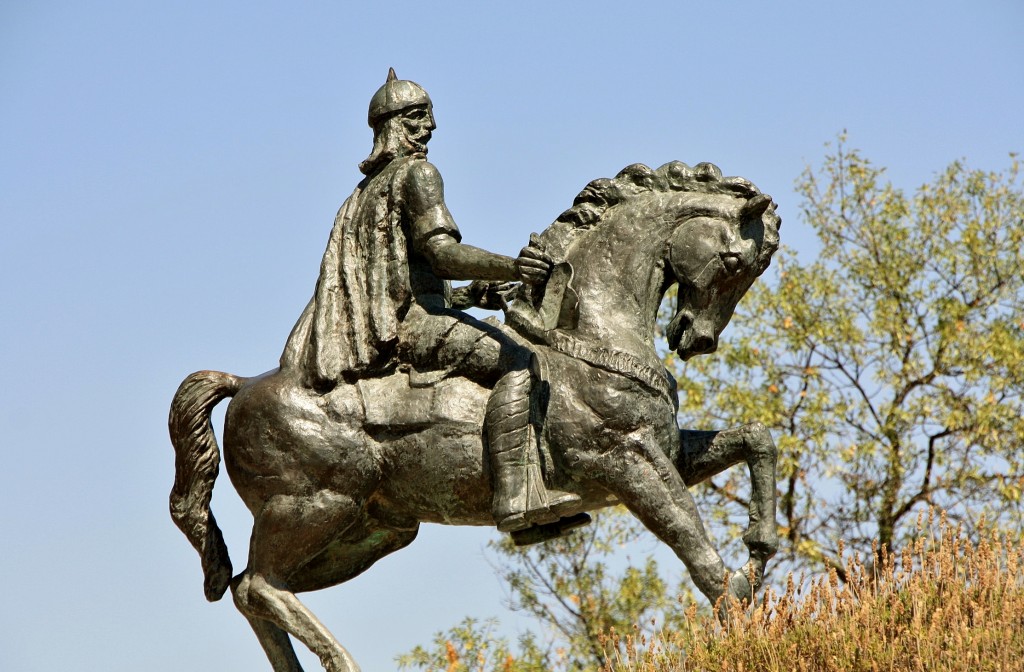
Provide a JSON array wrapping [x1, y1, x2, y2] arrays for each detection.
[[358, 373, 494, 525], [373, 424, 493, 526]]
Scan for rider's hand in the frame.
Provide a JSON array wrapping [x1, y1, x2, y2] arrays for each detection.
[[474, 280, 517, 310], [477, 278, 512, 311], [452, 281, 518, 311], [514, 233, 553, 286]]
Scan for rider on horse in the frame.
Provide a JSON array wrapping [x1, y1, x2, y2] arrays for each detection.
[[280, 69, 580, 534]]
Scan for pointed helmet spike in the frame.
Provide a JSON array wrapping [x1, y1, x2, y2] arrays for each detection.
[[386, 67, 397, 82]]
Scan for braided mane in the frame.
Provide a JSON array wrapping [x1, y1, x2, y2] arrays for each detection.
[[537, 161, 766, 261]]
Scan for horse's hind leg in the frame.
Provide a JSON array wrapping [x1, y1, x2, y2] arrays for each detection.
[[234, 610, 304, 672], [232, 490, 363, 672], [287, 522, 419, 595], [677, 423, 779, 587]]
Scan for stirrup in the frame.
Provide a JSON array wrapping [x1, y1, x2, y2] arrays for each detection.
[[496, 490, 581, 533], [510, 513, 593, 547]]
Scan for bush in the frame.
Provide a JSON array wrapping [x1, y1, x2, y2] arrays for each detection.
[[605, 512, 1024, 672]]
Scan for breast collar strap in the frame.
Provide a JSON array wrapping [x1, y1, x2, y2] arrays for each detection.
[[541, 329, 675, 403]]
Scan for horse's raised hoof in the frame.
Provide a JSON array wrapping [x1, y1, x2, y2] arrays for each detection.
[[714, 567, 756, 622], [510, 512, 592, 546]]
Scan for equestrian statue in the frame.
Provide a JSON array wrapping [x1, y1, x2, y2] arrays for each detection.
[[169, 70, 782, 672]]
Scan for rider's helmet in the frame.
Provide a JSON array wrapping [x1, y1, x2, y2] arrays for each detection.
[[367, 68, 432, 128]]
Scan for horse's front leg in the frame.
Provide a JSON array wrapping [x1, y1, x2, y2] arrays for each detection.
[[676, 422, 779, 589], [573, 434, 751, 607]]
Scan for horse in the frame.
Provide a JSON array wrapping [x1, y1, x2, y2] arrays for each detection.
[[169, 160, 781, 672]]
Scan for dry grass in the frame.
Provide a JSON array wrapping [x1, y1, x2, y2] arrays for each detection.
[[604, 512, 1024, 672]]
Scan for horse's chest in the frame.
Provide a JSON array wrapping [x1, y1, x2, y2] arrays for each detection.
[[545, 361, 675, 449]]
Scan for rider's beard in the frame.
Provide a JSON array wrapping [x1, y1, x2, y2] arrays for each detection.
[[359, 117, 429, 175], [400, 119, 431, 155]]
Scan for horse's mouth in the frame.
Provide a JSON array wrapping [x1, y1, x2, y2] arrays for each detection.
[[667, 310, 717, 359], [682, 334, 718, 359]]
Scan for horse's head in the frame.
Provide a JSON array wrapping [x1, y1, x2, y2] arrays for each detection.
[[526, 161, 779, 361], [660, 162, 780, 359]]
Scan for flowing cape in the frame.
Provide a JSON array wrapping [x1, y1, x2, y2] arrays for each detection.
[[281, 159, 414, 383]]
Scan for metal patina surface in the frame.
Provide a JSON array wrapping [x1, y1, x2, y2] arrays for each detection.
[[169, 70, 782, 672]]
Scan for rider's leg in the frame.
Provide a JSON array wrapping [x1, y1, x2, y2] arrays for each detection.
[[486, 365, 579, 532], [398, 305, 579, 531]]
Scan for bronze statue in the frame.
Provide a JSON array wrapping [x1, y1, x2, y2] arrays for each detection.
[[170, 71, 781, 672]]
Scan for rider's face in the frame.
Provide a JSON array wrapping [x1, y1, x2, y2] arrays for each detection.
[[401, 105, 435, 150]]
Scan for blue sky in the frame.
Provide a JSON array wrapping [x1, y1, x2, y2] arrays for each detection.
[[1, 2, 1021, 670]]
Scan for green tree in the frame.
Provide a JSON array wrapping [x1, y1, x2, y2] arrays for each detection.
[[398, 509, 693, 672], [396, 617, 550, 672], [401, 142, 1024, 668], [675, 140, 1024, 579], [487, 508, 694, 670]]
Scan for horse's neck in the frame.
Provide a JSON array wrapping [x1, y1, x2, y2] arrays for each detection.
[[562, 206, 673, 365]]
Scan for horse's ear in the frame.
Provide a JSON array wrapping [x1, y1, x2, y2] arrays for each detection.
[[742, 194, 773, 220]]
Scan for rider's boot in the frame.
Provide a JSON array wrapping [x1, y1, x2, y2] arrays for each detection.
[[486, 367, 580, 533]]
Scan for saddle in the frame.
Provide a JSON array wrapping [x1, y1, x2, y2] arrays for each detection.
[[331, 370, 488, 430], [338, 257, 579, 432]]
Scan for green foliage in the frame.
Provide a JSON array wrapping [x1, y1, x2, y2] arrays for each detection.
[[674, 138, 1024, 578], [396, 617, 549, 672], [488, 507, 695, 670], [398, 509, 694, 671]]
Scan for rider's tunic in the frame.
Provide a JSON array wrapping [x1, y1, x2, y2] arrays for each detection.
[[281, 155, 528, 388]]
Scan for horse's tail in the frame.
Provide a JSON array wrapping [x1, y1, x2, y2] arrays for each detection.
[[168, 370, 244, 602]]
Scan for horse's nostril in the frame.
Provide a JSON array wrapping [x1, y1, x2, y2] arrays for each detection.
[[693, 336, 717, 354]]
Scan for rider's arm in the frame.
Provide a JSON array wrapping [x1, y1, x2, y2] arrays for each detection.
[[405, 161, 549, 284]]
